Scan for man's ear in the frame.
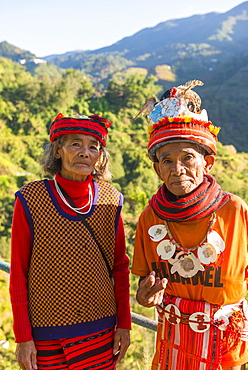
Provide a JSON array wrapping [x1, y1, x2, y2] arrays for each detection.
[[204, 155, 215, 174], [153, 162, 163, 181]]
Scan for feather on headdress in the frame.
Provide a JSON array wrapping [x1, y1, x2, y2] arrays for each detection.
[[134, 80, 221, 161]]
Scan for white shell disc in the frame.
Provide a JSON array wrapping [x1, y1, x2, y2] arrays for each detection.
[[214, 303, 241, 319], [157, 240, 175, 260], [164, 304, 181, 325], [214, 311, 229, 331], [198, 243, 217, 265], [243, 299, 248, 320], [207, 230, 225, 253], [148, 224, 167, 242], [189, 312, 210, 333], [170, 252, 205, 278]]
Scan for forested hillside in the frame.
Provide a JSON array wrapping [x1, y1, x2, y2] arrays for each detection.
[[1, 54, 248, 257], [1, 3, 248, 152]]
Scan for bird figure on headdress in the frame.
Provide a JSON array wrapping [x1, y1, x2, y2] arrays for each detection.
[[133, 96, 157, 120], [160, 79, 204, 113]]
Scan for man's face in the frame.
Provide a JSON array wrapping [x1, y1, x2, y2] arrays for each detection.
[[154, 142, 214, 197]]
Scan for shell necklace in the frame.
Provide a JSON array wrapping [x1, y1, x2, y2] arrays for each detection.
[[54, 179, 93, 214], [152, 213, 225, 278]]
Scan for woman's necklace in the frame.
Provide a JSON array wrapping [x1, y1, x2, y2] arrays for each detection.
[[54, 179, 93, 214]]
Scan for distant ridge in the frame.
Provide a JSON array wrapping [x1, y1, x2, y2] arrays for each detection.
[[1, 2, 248, 73], [90, 1, 248, 59]]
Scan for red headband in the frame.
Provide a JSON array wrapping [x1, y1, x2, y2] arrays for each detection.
[[50, 113, 112, 147]]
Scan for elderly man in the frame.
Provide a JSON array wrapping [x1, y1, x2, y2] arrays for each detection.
[[132, 80, 248, 370]]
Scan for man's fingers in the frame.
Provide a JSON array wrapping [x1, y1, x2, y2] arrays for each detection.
[[155, 277, 168, 287], [140, 272, 156, 289], [147, 289, 164, 305], [148, 278, 168, 295], [161, 277, 168, 288], [137, 273, 168, 307], [146, 278, 168, 305], [153, 290, 164, 306]]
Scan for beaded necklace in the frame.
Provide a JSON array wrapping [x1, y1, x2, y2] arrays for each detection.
[[164, 213, 216, 252], [54, 179, 93, 214]]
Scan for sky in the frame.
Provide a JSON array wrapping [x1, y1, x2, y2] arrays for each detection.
[[0, 0, 245, 57]]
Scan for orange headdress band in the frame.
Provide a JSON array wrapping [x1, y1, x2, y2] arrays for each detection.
[[148, 116, 219, 161]]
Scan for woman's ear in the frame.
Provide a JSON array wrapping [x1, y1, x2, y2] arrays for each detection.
[[55, 148, 61, 159], [204, 155, 215, 174], [55, 150, 60, 159]]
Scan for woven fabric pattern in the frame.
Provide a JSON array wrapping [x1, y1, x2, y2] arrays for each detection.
[[34, 327, 115, 369], [156, 295, 222, 369], [18, 180, 121, 328]]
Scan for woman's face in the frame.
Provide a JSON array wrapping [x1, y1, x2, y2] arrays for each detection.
[[56, 134, 101, 181], [154, 142, 214, 197]]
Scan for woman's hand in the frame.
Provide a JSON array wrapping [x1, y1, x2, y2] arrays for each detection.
[[15, 340, 37, 370], [136, 271, 167, 307], [113, 328, 130, 365]]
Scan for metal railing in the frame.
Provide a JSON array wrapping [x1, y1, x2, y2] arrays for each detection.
[[0, 260, 10, 274], [0, 259, 157, 332]]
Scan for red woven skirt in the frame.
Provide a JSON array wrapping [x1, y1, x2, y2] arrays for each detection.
[[155, 295, 223, 370], [34, 327, 116, 370]]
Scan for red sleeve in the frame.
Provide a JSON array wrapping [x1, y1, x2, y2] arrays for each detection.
[[9, 197, 33, 343], [113, 215, 132, 329]]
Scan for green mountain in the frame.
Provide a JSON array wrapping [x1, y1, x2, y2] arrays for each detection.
[[0, 41, 36, 61]]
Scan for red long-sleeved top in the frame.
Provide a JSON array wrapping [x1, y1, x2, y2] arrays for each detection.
[[10, 174, 131, 343]]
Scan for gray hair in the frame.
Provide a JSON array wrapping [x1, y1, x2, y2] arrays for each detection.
[[151, 139, 209, 162]]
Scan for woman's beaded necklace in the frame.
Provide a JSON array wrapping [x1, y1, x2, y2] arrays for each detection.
[[54, 178, 93, 214]]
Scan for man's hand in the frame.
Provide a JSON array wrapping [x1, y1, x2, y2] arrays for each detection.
[[136, 271, 167, 307], [113, 328, 130, 365], [15, 340, 37, 370]]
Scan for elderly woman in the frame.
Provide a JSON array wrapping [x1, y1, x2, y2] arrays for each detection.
[[10, 113, 131, 370], [132, 81, 248, 370]]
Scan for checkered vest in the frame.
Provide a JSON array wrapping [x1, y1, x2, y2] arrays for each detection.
[[17, 179, 122, 328]]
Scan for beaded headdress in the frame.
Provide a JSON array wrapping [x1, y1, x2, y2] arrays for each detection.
[[50, 113, 112, 147], [134, 80, 220, 161]]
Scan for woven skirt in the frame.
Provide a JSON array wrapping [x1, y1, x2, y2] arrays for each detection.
[[153, 295, 223, 370], [34, 327, 116, 370]]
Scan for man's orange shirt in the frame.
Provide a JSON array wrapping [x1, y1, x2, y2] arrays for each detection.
[[132, 195, 248, 366]]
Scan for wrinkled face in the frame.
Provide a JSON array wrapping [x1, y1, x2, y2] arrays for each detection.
[[56, 134, 101, 181], [154, 142, 214, 197]]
